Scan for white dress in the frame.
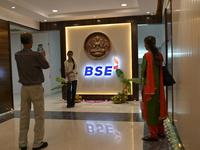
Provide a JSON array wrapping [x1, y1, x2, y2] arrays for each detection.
[[64, 60, 78, 82]]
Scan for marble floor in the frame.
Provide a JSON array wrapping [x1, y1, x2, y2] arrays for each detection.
[[0, 92, 174, 150]]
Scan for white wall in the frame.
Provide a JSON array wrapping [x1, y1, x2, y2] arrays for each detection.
[[172, 0, 200, 149], [11, 34, 22, 93], [49, 31, 62, 94], [138, 24, 165, 61], [11, 31, 61, 95]]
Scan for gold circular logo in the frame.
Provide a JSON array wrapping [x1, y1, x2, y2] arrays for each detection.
[[84, 32, 111, 60]]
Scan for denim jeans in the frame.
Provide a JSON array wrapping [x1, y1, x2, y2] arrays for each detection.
[[67, 80, 77, 107]]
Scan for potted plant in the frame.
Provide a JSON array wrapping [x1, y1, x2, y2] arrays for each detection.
[[115, 68, 140, 102], [110, 92, 123, 104], [75, 95, 82, 103], [51, 77, 82, 103]]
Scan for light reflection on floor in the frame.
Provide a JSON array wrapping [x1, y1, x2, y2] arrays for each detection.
[[0, 92, 173, 150]]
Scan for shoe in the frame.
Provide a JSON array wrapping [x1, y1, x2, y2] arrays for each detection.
[[157, 133, 165, 137], [67, 106, 71, 108], [142, 136, 158, 141], [19, 146, 27, 150], [32, 142, 48, 150]]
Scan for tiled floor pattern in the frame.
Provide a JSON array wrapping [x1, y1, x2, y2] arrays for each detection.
[[0, 92, 174, 150]]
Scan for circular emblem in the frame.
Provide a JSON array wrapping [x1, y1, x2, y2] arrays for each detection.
[[84, 32, 111, 60]]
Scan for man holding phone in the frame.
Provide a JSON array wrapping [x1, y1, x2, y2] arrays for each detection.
[[15, 32, 49, 150], [38, 44, 43, 52]]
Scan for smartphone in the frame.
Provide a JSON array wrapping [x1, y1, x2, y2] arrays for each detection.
[[38, 44, 43, 52]]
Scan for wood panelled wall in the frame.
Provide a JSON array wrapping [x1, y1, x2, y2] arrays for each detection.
[[0, 19, 13, 113], [40, 0, 163, 100]]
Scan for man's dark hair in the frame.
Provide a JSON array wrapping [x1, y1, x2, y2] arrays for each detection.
[[20, 32, 33, 44]]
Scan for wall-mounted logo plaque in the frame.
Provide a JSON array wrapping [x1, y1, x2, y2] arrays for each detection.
[[84, 32, 111, 60]]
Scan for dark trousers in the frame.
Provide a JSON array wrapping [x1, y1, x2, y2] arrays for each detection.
[[67, 80, 77, 107]]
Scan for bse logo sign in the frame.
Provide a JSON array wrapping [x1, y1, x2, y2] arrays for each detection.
[[84, 57, 119, 76]]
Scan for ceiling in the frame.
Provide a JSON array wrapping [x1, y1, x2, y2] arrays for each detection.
[[0, 0, 158, 22]]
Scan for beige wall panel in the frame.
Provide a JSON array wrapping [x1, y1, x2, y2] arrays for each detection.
[[172, 0, 200, 149], [65, 23, 132, 94]]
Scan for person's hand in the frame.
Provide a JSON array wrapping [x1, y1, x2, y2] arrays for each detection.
[[66, 72, 70, 76], [68, 79, 71, 83], [39, 50, 46, 58]]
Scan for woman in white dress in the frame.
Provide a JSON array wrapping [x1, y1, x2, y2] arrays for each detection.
[[64, 51, 78, 108]]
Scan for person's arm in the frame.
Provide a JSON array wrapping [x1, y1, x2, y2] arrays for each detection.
[[37, 50, 50, 69], [64, 61, 71, 83], [141, 55, 147, 88], [141, 55, 147, 78]]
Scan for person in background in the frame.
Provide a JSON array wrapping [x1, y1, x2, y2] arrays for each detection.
[[64, 50, 78, 108], [15, 32, 49, 150], [141, 36, 168, 141]]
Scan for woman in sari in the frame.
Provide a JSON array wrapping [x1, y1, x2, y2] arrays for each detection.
[[141, 36, 168, 141]]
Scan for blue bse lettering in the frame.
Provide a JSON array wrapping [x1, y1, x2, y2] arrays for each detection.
[[85, 66, 113, 76]]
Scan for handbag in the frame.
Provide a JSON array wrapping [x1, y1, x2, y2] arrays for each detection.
[[163, 66, 176, 86]]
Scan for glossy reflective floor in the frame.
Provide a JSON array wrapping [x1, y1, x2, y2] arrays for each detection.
[[0, 92, 174, 150]]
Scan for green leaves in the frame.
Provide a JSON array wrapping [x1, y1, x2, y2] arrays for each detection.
[[115, 69, 141, 95], [51, 84, 65, 90], [56, 77, 66, 83], [128, 78, 141, 84], [116, 69, 124, 82], [51, 77, 67, 90]]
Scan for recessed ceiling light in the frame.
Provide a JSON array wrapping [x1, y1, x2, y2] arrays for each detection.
[[52, 10, 58, 12], [97, 20, 100, 22], [121, 4, 127, 7], [12, 7, 15, 9], [147, 12, 150, 14], [44, 20, 47, 22], [94, 16, 96, 18]]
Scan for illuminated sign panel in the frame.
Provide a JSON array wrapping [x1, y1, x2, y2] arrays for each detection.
[[85, 66, 113, 76], [84, 57, 119, 77]]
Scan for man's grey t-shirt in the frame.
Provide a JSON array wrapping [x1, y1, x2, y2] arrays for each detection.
[[15, 48, 49, 85]]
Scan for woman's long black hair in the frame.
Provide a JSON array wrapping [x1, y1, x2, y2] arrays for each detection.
[[68, 50, 75, 69], [144, 36, 161, 66]]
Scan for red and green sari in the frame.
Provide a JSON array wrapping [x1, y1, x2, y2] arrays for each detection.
[[141, 52, 168, 126]]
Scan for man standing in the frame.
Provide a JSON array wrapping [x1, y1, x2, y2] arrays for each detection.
[[15, 32, 49, 150]]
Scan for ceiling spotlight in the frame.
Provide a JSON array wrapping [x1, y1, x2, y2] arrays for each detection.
[[97, 20, 100, 22], [121, 4, 127, 7], [52, 10, 58, 12], [12, 7, 15, 9], [44, 20, 47, 22], [94, 16, 96, 18], [147, 12, 150, 14]]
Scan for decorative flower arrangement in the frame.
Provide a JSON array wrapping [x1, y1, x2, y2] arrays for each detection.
[[75, 95, 82, 100], [110, 92, 123, 103]]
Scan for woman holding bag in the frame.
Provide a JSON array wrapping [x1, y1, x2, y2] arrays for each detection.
[[141, 36, 168, 141]]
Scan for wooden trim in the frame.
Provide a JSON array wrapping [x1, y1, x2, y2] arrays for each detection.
[[131, 21, 139, 100], [8, 22, 14, 109]]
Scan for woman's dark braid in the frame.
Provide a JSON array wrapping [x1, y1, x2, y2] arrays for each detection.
[[145, 36, 161, 66]]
